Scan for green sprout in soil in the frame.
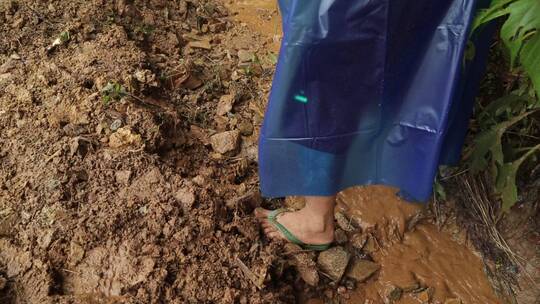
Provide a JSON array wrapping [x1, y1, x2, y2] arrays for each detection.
[[46, 30, 71, 53], [101, 81, 159, 110], [101, 82, 127, 105]]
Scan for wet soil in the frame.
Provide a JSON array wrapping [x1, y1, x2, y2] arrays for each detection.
[[0, 0, 533, 303]]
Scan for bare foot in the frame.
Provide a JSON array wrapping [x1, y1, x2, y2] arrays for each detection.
[[254, 201, 335, 245]]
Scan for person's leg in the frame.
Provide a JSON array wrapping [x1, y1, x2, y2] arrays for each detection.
[[255, 195, 336, 245]]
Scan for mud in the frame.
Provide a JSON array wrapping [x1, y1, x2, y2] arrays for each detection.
[[0, 0, 287, 303], [338, 187, 500, 303]]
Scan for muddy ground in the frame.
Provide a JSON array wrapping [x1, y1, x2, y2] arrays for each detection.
[[0, 0, 538, 303]]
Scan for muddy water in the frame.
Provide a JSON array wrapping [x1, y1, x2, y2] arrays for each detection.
[[224, 0, 282, 51], [225, 1, 501, 303], [339, 187, 500, 303]]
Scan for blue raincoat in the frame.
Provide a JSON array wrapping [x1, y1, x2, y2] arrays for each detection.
[[258, 0, 494, 202]]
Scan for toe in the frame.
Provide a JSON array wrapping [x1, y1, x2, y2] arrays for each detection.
[[254, 207, 271, 219], [263, 227, 275, 235], [261, 221, 274, 229], [268, 231, 284, 240]]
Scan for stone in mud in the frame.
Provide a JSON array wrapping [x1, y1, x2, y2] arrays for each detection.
[[238, 121, 253, 136], [293, 254, 319, 286], [387, 287, 403, 303], [317, 246, 350, 282], [285, 243, 319, 286], [109, 127, 142, 148], [350, 233, 368, 249], [216, 94, 235, 116], [188, 40, 212, 50], [345, 259, 380, 282], [175, 187, 196, 211], [334, 229, 348, 245], [335, 212, 358, 232], [210, 130, 240, 154], [363, 235, 378, 254], [237, 49, 254, 63], [416, 289, 430, 302], [115, 170, 132, 185], [134, 69, 157, 86]]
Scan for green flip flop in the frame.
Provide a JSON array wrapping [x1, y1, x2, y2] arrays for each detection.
[[266, 208, 332, 251]]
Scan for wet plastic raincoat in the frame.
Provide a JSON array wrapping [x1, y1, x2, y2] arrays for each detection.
[[258, 0, 494, 202]]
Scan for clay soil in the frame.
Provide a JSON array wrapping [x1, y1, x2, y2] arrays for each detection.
[[0, 1, 536, 304]]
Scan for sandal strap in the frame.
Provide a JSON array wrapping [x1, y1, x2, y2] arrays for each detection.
[[267, 209, 331, 251], [267, 209, 307, 247]]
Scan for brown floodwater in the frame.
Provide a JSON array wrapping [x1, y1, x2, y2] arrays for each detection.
[[339, 186, 501, 304], [224, 1, 502, 303]]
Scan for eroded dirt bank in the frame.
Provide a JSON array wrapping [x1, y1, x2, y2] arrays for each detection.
[[0, 0, 513, 303]]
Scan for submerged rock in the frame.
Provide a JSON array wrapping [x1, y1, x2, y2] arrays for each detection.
[[345, 259, 380, 282], [335, 212, 359, 232], [317, 246, 350, 282]]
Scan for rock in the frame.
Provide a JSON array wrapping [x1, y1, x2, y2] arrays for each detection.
[[317, 246, 350, 282], [350, 233, 368, 249], [387, 287, 403, 303], [238, 121, 253, 136], [134, 69, 157, 86], [175, 187, 196, 211], [216, 94, 235, 116], [416, 289, 430, 302], [344, 278, 356, 290], [188, 40, 212, 50], [292, 254, 319, 286], [115, 170, 132, 185], [109, 127, 142, 148], [182, 75, 203, 89], [237, 49, 254, 63], [210, 130, 240, 154], [285, 244, 319, 286], [363, 235, 378, 254], [209, 22, 227, 33], [335, 212, 359, 232], [337, 286, 347, 295], [345, 259, 380, 282], [38, 229, 55, 249], [334, 229, 348, 245], [0, 275, 6, 290], [444, 299, 462, 304]]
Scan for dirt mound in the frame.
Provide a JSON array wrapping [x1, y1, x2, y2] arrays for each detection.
[[0, 0, 290, 303]]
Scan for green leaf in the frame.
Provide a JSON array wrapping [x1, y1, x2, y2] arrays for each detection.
[[496, 143, 540, 211], [472, 0, 540, 97], [521, 32, 540, 98], [499, 0, 540, 66], [434, 179, 447, 200], [472, 0, 516, 33], [469, 110, 537, 172], [470, 129, 499, 172]]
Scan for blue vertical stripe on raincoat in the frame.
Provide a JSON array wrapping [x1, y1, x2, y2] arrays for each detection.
[[258, 0, 494, 202]]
